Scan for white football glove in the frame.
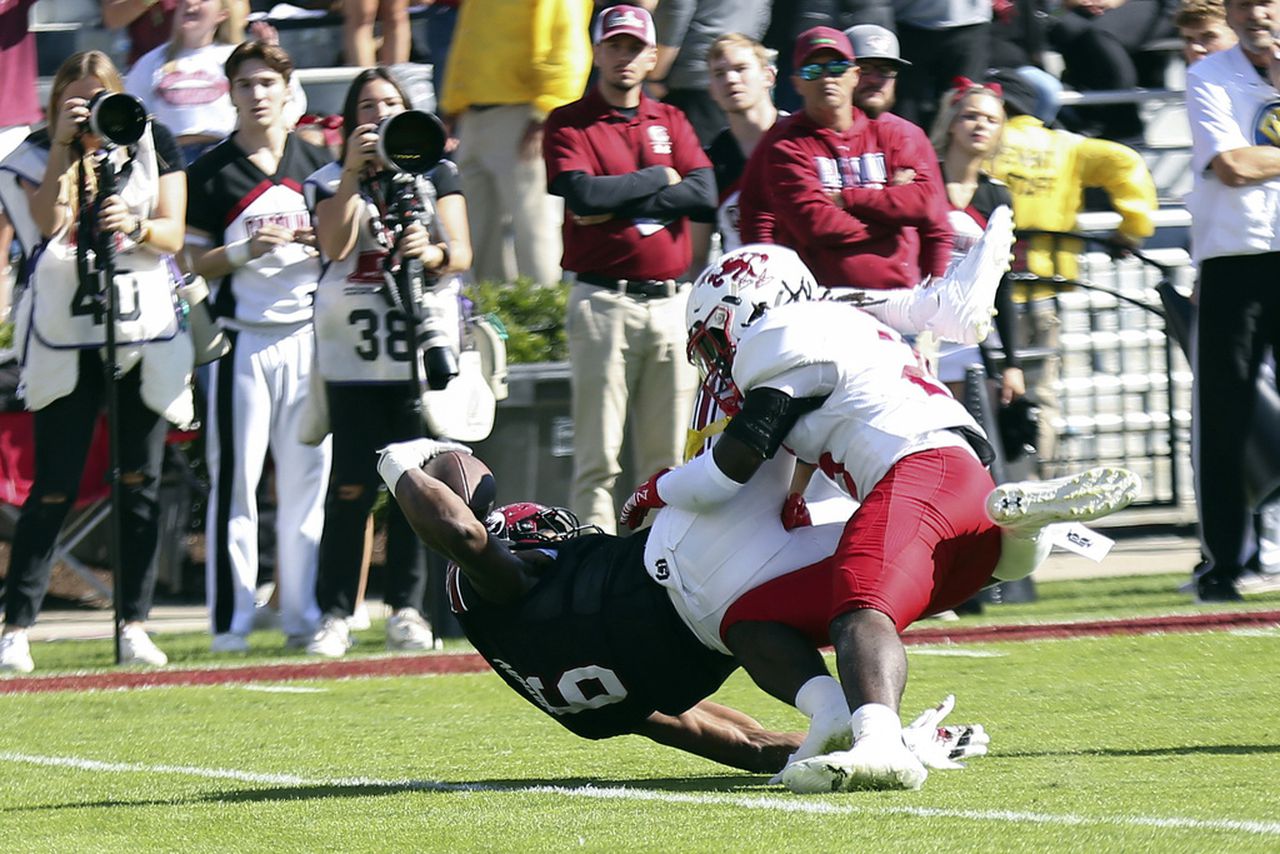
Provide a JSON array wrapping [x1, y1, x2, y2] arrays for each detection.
[[376, 438, 472, 492], [901, 694, 990, 770]]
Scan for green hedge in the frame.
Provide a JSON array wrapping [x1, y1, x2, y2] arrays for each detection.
[[466, 279, 569, 364]]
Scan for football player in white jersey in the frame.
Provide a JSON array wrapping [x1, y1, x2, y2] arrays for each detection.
[[302, 67, 473, 658], [622, 243, 1141, 793], [186, 42, 333, 652]]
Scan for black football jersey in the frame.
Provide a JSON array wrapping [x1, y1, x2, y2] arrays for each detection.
[[452, 530, 739, 740]]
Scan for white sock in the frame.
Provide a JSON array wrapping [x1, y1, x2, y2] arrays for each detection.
[[992, 527, 1054, 582], [851, 702, 903, 743], [788, 676, 852, 762]]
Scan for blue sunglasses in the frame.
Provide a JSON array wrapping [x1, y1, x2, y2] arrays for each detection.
[[798, 60, 854, 81]]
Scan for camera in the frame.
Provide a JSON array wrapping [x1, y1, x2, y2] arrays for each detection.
[[375, 110, 447, 175], [85, 92, 148, 147]]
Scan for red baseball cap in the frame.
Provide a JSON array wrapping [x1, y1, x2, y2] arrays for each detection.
[[593, 5, 656, 46], [792, 26, 856, 69]]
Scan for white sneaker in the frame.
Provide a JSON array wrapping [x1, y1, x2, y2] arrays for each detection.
[[0, 631, 34, 674], [306, 617, 352, 658], [120, 625, 168, 666], [347, 602, 372, 631], [986, 466, 1141, 531], [210, 632, 249, 653], [769, 713, 853, 784], [783, 734, 929, 793], [386, 608, 434, 651], [918, 204, 1014, 345]]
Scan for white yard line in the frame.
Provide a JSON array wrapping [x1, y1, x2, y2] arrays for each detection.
[[236, 685, 329, 694], [908, 649, 1008, 658], [2, 751, 1277, 837]]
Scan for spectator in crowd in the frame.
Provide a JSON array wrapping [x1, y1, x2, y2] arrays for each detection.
[[846, 23, 953, 287], [0, 51, 193, 673], [645, 0, 772, 145], [440, 0, 592, 286], [126, 0, 306, 167], [738, 26, 951, 290], [1048, 0, 1177, 142], [101, 0, 179, 66], [1175, 0, 1238, 64], [343, 0, 410, 66], [1183, 0, 1280, 601], [772, 0, 896, 111], [689, 32, 780, 273], [0, 0, 42, 318], [186, 42, 332, 652], [420, 0, 462, 100], [891, 0, 994, 132], [929, 78, 1024, 404], [984, 67, 1156, 470], [303, 68, 473, 657], [543, 4, 715, 531]]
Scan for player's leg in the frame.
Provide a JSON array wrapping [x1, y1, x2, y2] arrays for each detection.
[[633, 701, 803, 774], [205, 332, 271, 646], [269, 328, 330, 643]]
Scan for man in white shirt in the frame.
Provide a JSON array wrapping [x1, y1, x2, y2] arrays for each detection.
[[1184, 0, 1280, 602]]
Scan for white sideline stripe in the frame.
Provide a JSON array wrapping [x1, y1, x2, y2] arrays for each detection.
[[237, 685, 329, 694], [2, 751, 1278, 837], [908, 649, 1008, 658]]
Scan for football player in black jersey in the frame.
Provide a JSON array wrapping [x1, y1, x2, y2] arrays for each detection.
[[374, 438, 989, 775]]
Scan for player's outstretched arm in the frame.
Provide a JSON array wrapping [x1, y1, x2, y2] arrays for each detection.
[[392, 468, 537, 606], [634, 701, 802, 774]]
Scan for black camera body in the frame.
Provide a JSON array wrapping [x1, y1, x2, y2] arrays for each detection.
[[85, 92, 149, 147]]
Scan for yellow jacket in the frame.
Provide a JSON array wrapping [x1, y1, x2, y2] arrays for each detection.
[[986, 115, 1157, 295], [440, 0, 593, 118]]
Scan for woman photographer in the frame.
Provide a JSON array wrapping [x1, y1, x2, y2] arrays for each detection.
[[303, 67, 472, 658], [0, 50, 192, 673]]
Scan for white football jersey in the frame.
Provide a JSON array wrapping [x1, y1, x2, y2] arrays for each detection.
[[732, 300, 984, 502]]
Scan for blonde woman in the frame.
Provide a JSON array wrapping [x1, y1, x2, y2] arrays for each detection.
[[929, 78, 1024, 407], [125, 0, 304, 165], [0, 51, 193, 673]]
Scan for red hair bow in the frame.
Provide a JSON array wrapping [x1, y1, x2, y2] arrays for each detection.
[[950, 76, 1002, 104]]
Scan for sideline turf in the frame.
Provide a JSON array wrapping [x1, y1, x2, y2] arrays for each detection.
[[1, 630, 1278, 852]]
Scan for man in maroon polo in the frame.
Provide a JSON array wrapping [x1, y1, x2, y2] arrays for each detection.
[[543, 4, 716, 532], [737, 26, 951, 291]]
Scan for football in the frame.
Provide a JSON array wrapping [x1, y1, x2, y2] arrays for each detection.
[[423, 451, 497, 520]]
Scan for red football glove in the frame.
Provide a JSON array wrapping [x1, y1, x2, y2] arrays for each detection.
[[781, 492, 812, 530], [620, 468, 670, 530]]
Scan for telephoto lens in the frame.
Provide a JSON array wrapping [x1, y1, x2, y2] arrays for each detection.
[[87, 92, 149, 146], [376, 110, 447, 174]]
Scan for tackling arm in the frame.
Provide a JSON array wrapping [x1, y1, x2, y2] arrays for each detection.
[[635, 701, 803, 774]]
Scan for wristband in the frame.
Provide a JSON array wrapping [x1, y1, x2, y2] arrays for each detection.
[[225, 239, 253, 269]]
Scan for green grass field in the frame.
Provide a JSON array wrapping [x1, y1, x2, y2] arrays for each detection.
[[2, 574, 1278, 852]]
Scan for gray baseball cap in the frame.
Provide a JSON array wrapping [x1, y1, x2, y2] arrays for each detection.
[[844, 24, 912, 68]]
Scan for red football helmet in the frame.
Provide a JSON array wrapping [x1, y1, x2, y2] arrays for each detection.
[[485, 502, 600, 546]]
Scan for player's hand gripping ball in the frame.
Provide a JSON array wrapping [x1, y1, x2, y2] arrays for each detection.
[[424, 450, 498, 520]]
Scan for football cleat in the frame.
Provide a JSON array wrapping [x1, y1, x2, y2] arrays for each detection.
[[986, 466, 1141, 531], [782, 735, 929, 793], [916, 204, 1014, 345]]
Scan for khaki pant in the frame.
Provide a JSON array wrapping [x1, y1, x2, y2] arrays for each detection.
[[1015, 298, 1061, 475], [455, 104, 561, 285], [568, 283, 698, 532]]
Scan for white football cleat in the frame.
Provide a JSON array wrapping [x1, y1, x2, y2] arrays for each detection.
[[0, 631, 34, 674], [386, 608, 435, 651], [986, 466, 1141, 531], [306, 616, 352, 658], [918, 204, 1014, 345], [120, 625, 168, 667], [769, 713, 853, 784], [782, 735, 929, 793]]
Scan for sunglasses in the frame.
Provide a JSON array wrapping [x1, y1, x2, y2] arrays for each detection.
[[858, 63, 900, 80], [797, 59, 853, 81]]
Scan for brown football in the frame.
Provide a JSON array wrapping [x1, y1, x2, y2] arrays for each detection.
[[423, 451, 497, 520]]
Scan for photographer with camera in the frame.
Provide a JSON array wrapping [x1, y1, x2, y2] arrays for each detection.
[[185, 42, 332, 653], [0, 50, 193, 673], [302, 68, 473, 657]]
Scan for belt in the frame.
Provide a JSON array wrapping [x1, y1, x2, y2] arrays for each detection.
[[577, 273, 684, 298]]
